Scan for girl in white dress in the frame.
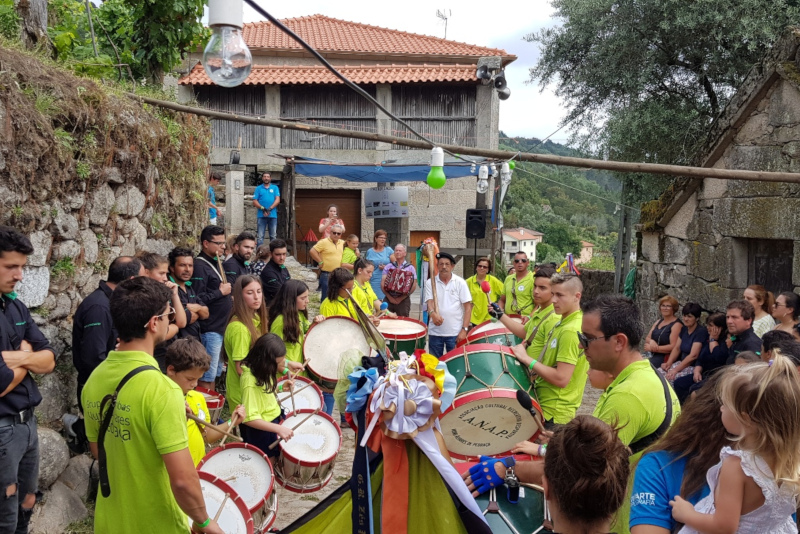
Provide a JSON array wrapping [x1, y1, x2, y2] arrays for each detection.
[[670, 354, 800, 533]]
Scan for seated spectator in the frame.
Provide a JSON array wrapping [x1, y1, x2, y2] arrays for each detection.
[[543, 416, 630, 534], [734, 351, 761, 365], [659, 303, 708, 384], [673, 312, 727, 404], [248, 244, 270, 277], [643, 295, 683, 369], [743, 285, 776, 337], [761, 329, 794, 361], [771, 291, 800, 334], [767, 340, 800, 371]]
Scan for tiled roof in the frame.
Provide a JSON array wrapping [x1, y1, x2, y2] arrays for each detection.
[[581, 240, 595, 247], [242, 15, 513, 59], [502, 228, 544, 240], [179, 63, 479, 86]]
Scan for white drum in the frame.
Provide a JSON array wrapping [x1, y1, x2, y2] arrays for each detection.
[[376, 316, 427, 358], [193, 472, 254, 534], [304, 317, 371, 390], [275, 410, 342, 493], [276, 376, 324, 414], [198, 443, 277, 533]]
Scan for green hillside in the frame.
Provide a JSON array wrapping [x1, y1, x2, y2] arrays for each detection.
[[499, 133, 621, 269]]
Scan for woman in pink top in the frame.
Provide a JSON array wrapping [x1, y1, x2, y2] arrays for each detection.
[[318, 204, 345, 239]]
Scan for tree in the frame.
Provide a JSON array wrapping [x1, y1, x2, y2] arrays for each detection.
[[527, 0, 800, 203], [14, 0, 49, 50]]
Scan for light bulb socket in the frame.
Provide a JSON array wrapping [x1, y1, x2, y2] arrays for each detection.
[[208, 0, 244, 28], [430, 147, 444, 168], [478, 165, 489, 180]]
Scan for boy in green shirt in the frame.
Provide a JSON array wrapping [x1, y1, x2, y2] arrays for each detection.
[[341, 234, 360, 272]]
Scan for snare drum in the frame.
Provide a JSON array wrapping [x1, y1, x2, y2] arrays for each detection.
[[196, 387, 225, 423], [193, 471, 254, 534], [440, 344, 542, 460], [197, 443, 277, 533], [376, 317, 427, 357], [276, 376, 324, 414], [304, 317, 372, 391], [458, 315, 527, 347], [275, 410, 342, 493]]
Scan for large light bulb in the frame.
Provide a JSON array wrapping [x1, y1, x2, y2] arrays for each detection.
[[501, 162, 512, 186], [476, 177, 489, 194], [427, 147, 446, 189], [203, 0, 252, 88]]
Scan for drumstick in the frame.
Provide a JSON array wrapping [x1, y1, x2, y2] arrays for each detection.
[[214, 493, 229, 523], [277, 380, 314, 401], [220, 412, 239, 446], [290, 360, 310, 379], [216, 255, 228, 285], [186, 412, 242, 442], [289, 384, 296, 413], [268, 408, 321, 450]]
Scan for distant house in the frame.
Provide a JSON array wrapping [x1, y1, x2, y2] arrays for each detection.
[[178, 15, 516, 270], [577, 241, 594, 265], [502, 227, 543, 267], [636, 28, 800, 327]]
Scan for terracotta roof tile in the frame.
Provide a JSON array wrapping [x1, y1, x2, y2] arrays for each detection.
[[179, 63, 480, 86], [242, 15, 513, 59], [502, 227, 544, 240]]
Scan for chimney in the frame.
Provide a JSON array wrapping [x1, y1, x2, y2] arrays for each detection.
[[520, 228, 524, 235]]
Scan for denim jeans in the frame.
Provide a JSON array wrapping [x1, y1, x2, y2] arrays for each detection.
[[201, 332, 224, 382], [0, 416, 39, 534], [428, 335, 457, 358], [322, 392, 335, 417], [318, 271, 330, 298], [257, 217, 278, 246]]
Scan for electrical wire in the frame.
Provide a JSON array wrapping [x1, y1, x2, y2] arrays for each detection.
[[241, 0, 470, 162], [513, 165, 638, 211]]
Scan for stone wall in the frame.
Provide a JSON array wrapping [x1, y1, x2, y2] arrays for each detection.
[[637, 73, 800, 327], [579, 268, 615, 303]]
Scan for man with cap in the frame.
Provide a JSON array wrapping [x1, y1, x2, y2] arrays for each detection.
[[424, 252, 472, 357]]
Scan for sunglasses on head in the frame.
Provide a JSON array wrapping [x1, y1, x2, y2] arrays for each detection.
[[144, 305, 176, 328]]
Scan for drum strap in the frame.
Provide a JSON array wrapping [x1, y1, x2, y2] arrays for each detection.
[[97, 365, 159, 498], [523, 309, 555, 348], [628, 369, 674, 454]]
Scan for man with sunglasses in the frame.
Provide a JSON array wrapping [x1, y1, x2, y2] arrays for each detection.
[[498, 251, 535, 315], [81, 277, 223, 534], [309, 223, 345, 298], [192, 225, 232, 391]]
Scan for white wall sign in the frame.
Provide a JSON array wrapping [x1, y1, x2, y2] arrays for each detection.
[[364, 187, 409, 219]]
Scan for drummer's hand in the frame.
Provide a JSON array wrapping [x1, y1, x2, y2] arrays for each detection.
[[185, 402, 192, 415], [456, 329, 467, 344], [462, 456, 507, 498], [386, 311, 398, 319], [535, 430, 553, 445], [287, 360, 304, 372], [511, 440, 539, 456], [370, 316, 381, 326], [430, 312, 444, 326], [510, 344, 528, 363], [195, 518, 224, 534], [313, 314, 325, 323], [232, 404, 246, 423], [276, 426, 294, 441]]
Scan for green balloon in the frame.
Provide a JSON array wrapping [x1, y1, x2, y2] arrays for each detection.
[[427, 167, 446, 189]]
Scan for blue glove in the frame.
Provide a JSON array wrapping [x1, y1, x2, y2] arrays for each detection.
[[467, 456, 515, 495], [488, 302, 504, 320]]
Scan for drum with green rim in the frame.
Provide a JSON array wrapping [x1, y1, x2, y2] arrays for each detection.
[[376, 316, 427, 358], [459, 315, 527, 347], [475, 483, 547, 534], [439, 344, 542, 460]]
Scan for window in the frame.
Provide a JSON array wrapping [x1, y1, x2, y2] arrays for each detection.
[[747, 239, 793, 294]]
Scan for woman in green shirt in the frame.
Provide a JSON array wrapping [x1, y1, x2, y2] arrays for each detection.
[[223, 275, 269, 409], [465, 256, 503, 326], [239, 333, 294, 457], [319, 268, 359, 320], [268, 280, 324, 377]]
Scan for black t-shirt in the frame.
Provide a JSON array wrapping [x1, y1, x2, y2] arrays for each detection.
[[260, 260, 291, 307], [725, 327, 762, 365], [71, 280, 116, 386], [222, 255, 249, 288], [192, 252, 233, 335]]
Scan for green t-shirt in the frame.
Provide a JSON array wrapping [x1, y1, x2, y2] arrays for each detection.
[[224, 317, 261, 408], [353, 280, 379, 315], [534, 310, 587, 424], [319, 296, 359, 320], [82, 351, 189, 534], [240, 366, 282, 423], [503, 271, 535, 315], [341, 248, 359, 272], [465, 274, 504, 325], [270, 313, 310, 376], [523, 304, 560, 358]]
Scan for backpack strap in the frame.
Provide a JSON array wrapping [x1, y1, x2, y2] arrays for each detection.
[[98, 365, 159, 498], [629, 369, 674, 454]]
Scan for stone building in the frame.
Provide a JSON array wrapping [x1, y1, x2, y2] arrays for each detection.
[[177, 15, 515, 272], [637, 29, 800, 325]]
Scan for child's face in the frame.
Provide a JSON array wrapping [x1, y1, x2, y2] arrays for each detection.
[[166, 366, 204, 395], [347, 238, 359, 250], [277, 356, 286, 374], [296, 291, 309, 311], [339, 280, 354, 297], [720, 403, 745, 436], [242, 281, 263, 310], [587, 368, 614, 391], [146, 263, 170, 283]]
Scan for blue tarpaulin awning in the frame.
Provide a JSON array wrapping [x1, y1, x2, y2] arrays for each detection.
[[289, 156, 477, 183]]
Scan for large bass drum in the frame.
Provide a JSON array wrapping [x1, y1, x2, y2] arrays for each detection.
[[303, 317, 371, 391]]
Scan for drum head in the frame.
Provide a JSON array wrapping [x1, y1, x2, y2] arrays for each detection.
[[195, 472, 254, 534], [280, 410, 342, 466], [304, 317, 371, 380], [439, 388, 541, 460], [198, 443, 274, 513], [277, 377, 323, 413], [376, 317, 427, 339]]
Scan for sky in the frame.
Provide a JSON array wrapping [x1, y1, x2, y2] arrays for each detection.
[[239, 0, 569, 143]]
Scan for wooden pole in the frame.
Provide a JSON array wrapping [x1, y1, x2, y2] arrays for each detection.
[[127, 93, 800, 184]]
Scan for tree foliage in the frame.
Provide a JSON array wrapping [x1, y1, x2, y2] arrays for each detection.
[[526, 0, 800, 203]]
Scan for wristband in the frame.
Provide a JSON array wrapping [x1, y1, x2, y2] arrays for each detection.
[[528, 359, 538, 371], [277, 384, 283, 392], [195, 518, 211, 528], [538, 444, 547, 457], [281, 367, 289, 376]]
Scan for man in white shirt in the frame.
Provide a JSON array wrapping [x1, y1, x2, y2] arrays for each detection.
[[425, 252, 473, 357]]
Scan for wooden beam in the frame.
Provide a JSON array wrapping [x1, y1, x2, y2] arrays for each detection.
[[129, 93, 800, 185]]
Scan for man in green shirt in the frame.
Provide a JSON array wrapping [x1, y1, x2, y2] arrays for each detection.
[[82, 277, 223, 534], [498, 251, 535, 315]]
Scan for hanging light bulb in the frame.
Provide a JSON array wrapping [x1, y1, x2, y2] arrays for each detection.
[[477, 164, 489, 194], [427, 147, 446, 189], [490, 163, 498, 178], [501, 162, 512, 186], [470, 163, 476, 174], [203, 0, 253, 88]]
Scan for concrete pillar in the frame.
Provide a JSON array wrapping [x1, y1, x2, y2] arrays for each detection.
[[265, 85, 281, 150], [375, 84, 392, 155], [225, 164, 246, 236]]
